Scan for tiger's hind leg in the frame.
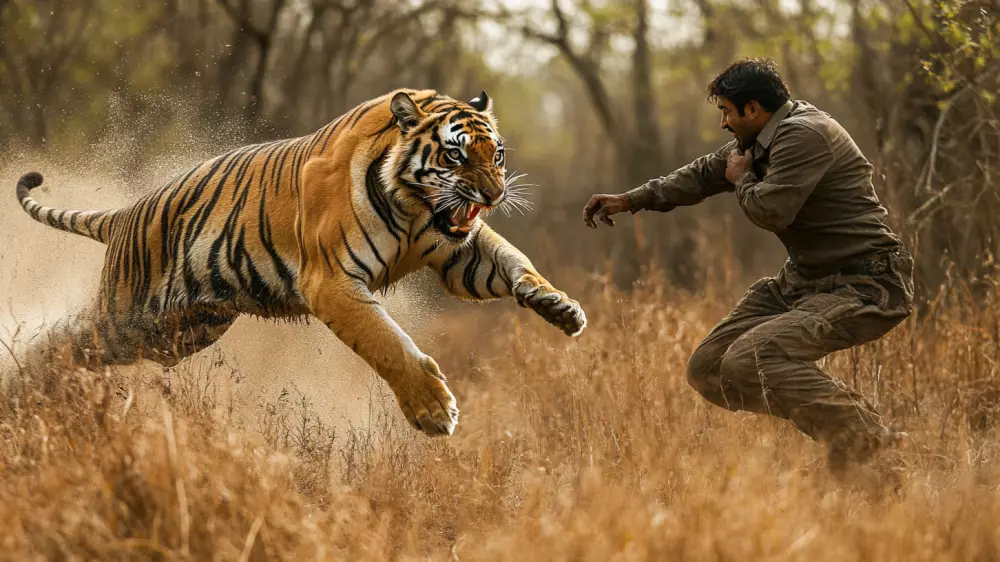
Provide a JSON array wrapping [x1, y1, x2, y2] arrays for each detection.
[[139, 308, 237, 368], [19, 306, 235, 373]]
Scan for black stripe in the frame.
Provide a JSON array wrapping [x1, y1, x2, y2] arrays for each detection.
[[352, 206, 387, 270], [243, 231, 279, 309], [418, 95, 445, 110], [440, 249, 462, 285], [135, 192, 165, 301], [258, 183, 297, 296], [368, 118, 397, 138], [420, 241, 441, 259], [319, 243, 336, 273], [412, 218, 435, 244], [84, 212, 100, 239], [209, 172, 249, 301], [271, 143, 293, 194], [462, 229, 483, 299], [322, 243, 367, 284], [304, 125, 327, 155], [319, 114, 347, 153], [177, 147, 237, 216], [230, 226, 250, 291], [449, 110, 476, 123], [222, 178, 254, 292], [340, 224, 374, 283], [349, 99, 380, 126], [496, 249, 513, 288], [160, 166, 201, 272], [164, 217, 186, 307], [183, 146, 251, 251], [255, 143, 279, 200], [486, 246, 501, 298], [128, 202, 150, 300], [135, 201, 158, 306], [365, 154, 403, 240], [290, 137, 311, 196]]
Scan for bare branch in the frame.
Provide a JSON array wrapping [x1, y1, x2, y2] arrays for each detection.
[[551, 0, 570, 43], [353, 1, 447, 69], [918, 87, 969, 195]]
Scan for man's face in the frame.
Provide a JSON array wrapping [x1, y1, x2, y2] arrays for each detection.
[[718, 97, 767, 150]]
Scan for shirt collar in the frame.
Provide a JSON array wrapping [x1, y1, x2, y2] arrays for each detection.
[[755, 100, 793, 150]]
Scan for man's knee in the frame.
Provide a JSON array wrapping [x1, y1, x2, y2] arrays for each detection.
[[686, 341, 726, 397], [718, 336, 765, 386]]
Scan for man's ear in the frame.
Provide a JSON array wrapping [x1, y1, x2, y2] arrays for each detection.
[[390, 92, 426, 134], [469, 90, 493, 114]]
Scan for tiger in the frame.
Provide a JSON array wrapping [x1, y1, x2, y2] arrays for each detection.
[[15, 88, 587, 436]]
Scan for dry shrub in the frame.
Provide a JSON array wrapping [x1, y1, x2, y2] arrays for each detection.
[[3, 267, 1000, 560]]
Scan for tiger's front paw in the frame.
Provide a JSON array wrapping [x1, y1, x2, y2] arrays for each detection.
[[390, 356, 460, 437], [513, 273, 587, 337]]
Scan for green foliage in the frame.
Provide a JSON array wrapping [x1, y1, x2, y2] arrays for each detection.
[[919, 0, 999, 96]]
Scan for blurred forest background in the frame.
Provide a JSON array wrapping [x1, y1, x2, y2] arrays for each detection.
[[1, 0, 997, 302]]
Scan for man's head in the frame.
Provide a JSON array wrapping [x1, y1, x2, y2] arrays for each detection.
[[707, 57, 791, 149]]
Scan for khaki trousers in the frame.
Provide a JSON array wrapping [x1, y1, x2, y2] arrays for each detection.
[[686, 250, 914, 465]]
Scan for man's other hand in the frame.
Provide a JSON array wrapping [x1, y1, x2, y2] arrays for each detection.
[[583, 193, 631, 228], [725, 148, 753, 184]]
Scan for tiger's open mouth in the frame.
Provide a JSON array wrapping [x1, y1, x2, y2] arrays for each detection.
[[434, 202, 487, 238]]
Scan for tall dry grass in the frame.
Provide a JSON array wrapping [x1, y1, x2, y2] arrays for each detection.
[[2, 262, 1000, 561]]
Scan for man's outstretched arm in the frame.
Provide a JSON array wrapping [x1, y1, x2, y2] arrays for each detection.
[[583, 139, 738, 228], [626, 139, 740, 211]]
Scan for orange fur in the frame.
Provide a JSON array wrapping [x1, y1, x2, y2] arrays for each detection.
[[16, 88, 587, 436]]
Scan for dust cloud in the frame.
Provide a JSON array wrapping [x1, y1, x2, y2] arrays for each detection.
[[0, 151, 448, 438]]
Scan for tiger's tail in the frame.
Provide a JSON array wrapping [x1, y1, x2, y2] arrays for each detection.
[[16, 172, 118, 244]]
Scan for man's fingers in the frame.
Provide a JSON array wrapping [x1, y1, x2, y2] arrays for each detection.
[[583, 194, 628, 229], [582, 205, 597, 228], [583, 197, 604, 228]]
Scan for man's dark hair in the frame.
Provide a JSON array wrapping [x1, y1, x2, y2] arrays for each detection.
[[707, 57, 791, 115]]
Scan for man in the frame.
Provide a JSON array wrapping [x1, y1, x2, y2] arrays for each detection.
[[582, 58, 914, 475]]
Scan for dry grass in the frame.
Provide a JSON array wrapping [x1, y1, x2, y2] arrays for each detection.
[[2, 264, 1000, 561]]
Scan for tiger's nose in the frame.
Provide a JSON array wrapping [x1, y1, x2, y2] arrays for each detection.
[[482, 183, 504, 205], [477, 172, 505, 205]]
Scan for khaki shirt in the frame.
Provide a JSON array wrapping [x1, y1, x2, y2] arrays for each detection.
[[626, 100, 903, 270]]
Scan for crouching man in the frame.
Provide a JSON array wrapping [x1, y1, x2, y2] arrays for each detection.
[[582, 57, 913, 478]]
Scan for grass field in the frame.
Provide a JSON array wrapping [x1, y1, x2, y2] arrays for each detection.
[[3, 157, 1000, 561], [3, 258, 1000, 561]]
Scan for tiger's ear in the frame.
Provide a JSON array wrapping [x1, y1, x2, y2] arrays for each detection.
[[390, 92, 426, 134], [469, 90, 492, 113]]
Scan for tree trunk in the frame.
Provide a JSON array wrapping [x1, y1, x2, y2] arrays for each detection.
[[627, 0, 663, 188]]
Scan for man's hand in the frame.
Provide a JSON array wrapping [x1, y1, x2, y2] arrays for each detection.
[[725, 148, 753, 185], [582, 193, 632, 228]]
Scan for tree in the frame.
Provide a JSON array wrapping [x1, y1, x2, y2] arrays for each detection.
[[0, 0, 94, 146]]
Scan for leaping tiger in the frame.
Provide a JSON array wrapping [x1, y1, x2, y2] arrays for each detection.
[[15, 88, 587, 436]]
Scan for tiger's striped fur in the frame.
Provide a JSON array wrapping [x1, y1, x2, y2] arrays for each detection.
[[15, 88, 587, 436]]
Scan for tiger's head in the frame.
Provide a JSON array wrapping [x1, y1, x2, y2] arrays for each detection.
[[383, 90, 530, 241]]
